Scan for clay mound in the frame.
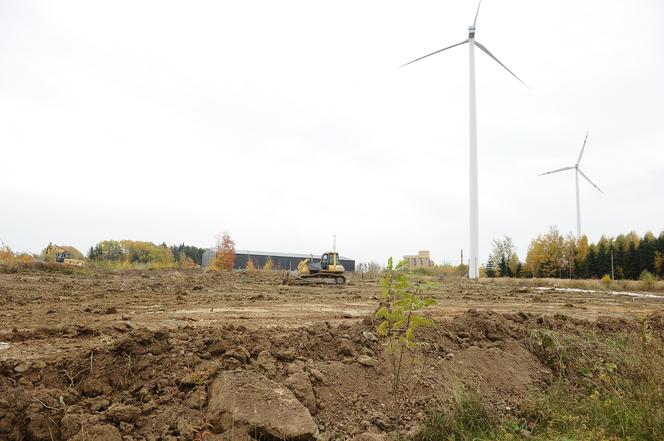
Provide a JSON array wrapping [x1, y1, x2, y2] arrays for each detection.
[[207, 370, 318, 441], [113, 328, 172, 355], [450, 309, 527, 342]]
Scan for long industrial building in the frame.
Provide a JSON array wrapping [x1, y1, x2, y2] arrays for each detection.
[[202, 249, 355, 272]]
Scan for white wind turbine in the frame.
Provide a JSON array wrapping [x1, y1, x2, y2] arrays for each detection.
[[401, 0, 525, 278], [539, 132, 603, 239]]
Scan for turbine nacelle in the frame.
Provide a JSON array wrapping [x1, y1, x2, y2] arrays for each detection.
[[469, 26, 476, 38]]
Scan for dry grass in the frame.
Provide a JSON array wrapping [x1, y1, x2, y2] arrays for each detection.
[[423, 316, 664, 440]]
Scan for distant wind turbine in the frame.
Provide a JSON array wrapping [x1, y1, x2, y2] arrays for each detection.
[[539, 132, 603, 239], [401, 0, 525, 279]]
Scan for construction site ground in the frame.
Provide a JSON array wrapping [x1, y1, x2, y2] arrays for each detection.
[[1, 269, 663, 440]]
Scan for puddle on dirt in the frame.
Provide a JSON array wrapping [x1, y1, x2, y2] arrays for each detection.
[[535, 287, 664, 300], [171, 303, 373, 316], [172, 307, 271, 314]]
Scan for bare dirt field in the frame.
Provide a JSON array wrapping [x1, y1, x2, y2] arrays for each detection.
[[1, 270, 663, 440]]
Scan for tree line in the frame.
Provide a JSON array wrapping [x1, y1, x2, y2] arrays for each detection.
[[486, 227, 664, 280], [88, 240, 207, 267]]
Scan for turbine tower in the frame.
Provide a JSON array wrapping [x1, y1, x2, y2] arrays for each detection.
[[401, 0, 525, 278], [539, 132, 603, 239]]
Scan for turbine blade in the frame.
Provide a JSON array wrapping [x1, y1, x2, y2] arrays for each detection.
[[538, 166, 574, 176], [400, 39, 469, 68], [578, 169, 603, 193], [474, 41, 527, 86], [473, 0, 483, 27], [576, 131, 589, 164]]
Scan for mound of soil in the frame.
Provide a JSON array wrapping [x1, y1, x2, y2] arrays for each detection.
[[2, 270, 662, 440], [3, 307, 656, 441]]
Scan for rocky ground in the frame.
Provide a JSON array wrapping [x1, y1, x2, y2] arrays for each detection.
[[0, 270, 662, 440]]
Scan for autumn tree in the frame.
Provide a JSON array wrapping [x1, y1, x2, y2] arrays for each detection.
[[262, 257, 274, 272], [654, 251, 664, 278], [121, 240, 173, 265], [525, 226, 565, 278], [88, 240, 125, 261], [215, 232, 236, 272], [246, 257, 256, 272], [493, 228, 664, 281], [488, 236, 518, 277]]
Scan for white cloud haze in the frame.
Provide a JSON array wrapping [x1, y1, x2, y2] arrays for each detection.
[[1, 0, 663, 264]]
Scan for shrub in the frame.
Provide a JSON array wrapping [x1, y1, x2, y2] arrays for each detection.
[[245, 258, 256, 272], [601, 274, 612, 288], [0, 241, 16, 271], [262, 257, 273, 272], [640, 270, 656, 290]]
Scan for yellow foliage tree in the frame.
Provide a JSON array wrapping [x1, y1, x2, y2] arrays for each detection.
[[525, 226, 565, 278], [0, 241, 14, 266], [121, 240, 174, 266], [215, 232, 235, 272], [246, 257, 256, 272], [262, 257, 273, 272]]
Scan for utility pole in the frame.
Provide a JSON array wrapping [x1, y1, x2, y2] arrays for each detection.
[[461, 249, 464, 266], [611, 249, 615, 280]]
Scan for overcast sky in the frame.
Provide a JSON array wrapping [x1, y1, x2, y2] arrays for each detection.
[[1, 0, 663, 264]]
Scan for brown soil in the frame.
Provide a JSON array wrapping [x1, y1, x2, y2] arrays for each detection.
[[1, 270, 663, 440]]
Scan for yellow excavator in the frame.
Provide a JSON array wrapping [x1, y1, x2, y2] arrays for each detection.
[[284, 251, 346, 285], [44, 243, 85, 267]]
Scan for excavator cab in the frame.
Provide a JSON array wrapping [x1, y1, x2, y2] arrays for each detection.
[[55, 251, 72, 263], [321, 252, 344, 273], [321, 253, 330, 270]]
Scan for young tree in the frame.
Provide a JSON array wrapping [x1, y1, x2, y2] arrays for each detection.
[[246, 257, 256, 272], [488, 236, 518, 277], [262, 257, 274, 272], [215, 232, 236, 272], [375, 257, 436, 394], [508, 254, 521, 277], [485, 254, 496, 277]]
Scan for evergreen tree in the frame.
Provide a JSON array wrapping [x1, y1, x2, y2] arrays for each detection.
[[499, 255, 510, 277], [613, 235, 626, 279], [639, 232, 656, 274], [586, 246, 597, 278], [626, 242, 639, 280], [485, 254, 496, 277], [596, 237, 611, 277], [169, 243, 206, 266]]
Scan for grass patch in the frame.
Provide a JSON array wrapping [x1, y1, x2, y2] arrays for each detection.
[[421, 317, 664, 440], [422, 391, 524, 441]]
